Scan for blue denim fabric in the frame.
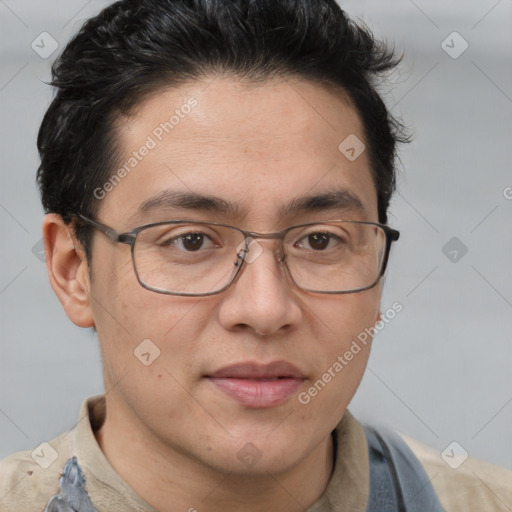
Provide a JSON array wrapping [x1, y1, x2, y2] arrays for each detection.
[[44, 456, 98, 512], [364, 426, 445, 512]]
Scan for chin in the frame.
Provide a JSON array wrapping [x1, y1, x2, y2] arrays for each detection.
[[207, 447, 300, 477], [196, 426, 309, 477]]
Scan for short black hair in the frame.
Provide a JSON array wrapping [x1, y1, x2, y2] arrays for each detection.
[[37, 0, 408, 262]]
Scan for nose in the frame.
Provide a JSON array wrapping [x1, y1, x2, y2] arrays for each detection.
[[217, 238, 303, 336]]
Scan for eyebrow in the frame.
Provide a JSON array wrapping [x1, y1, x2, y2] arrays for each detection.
[[281, 189, 365, 217], [131, 188, 366, 223], [134, 190, 243, 219]]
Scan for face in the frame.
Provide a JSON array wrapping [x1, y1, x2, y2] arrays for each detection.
[[83, 77, 382, 475]]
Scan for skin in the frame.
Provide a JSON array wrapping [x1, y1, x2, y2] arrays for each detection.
[[44, 76, 384, 511]]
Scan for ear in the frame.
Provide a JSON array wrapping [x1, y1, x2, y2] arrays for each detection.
[[42, 214, 95, 328]]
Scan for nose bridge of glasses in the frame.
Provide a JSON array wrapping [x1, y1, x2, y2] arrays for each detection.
[[238, 232, 285, 264]]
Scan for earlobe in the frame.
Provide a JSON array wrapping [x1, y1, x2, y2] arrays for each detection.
[[42, 214, 95, 328]]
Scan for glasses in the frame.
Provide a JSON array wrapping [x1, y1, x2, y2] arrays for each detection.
[[76, 214, 399, 296]]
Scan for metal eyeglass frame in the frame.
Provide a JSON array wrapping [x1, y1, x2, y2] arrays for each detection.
[[75, 213, 400, 297]]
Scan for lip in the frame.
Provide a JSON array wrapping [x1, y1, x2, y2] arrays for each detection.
[[206, 361, 306, 408]]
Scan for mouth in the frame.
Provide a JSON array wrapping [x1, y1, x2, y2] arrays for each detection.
[[205, 361, 306, 408]]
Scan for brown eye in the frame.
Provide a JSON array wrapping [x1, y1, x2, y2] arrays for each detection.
[[181, 233, 206, 251], [307, 233, 331, 250], [296, 231, 343, 251], [161, 232, 214, 252]]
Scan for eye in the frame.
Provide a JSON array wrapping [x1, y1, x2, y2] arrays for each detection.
[[297, 231, 343, 251], [163, 232, 216, 252]]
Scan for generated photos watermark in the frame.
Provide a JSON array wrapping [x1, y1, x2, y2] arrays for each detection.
[[94, 97, 198, 200], [298, 301, 403, 405]]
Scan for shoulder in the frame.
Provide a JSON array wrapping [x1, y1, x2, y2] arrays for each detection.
[[401, 433, 512, 512], [0, 431, 73, 511]]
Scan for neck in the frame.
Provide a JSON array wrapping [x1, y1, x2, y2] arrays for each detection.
[[94, 398, 334, 512]]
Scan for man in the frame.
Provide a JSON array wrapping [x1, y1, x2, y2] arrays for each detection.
[[0, 0, 510, 510]]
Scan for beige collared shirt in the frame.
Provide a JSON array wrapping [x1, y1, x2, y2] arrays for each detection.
[[0, 395, 510, 511]]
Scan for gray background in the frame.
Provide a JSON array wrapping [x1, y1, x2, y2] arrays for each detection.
[[1, 0, 511, 472]]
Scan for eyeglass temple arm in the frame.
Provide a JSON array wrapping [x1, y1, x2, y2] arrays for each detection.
[[76, 214, 135, 245], [387, 228, 400, 242]]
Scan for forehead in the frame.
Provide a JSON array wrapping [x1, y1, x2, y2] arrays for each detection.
[[102, 76, 377, 228]]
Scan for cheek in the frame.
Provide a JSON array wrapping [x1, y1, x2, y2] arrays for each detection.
[[92, 284, 215, 426], [98, 290, 212, 365], [308, 287, 380, 350], [298, 289, 380, 422], [89, 246, 212, 376], [323, 289, 380, 372]]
